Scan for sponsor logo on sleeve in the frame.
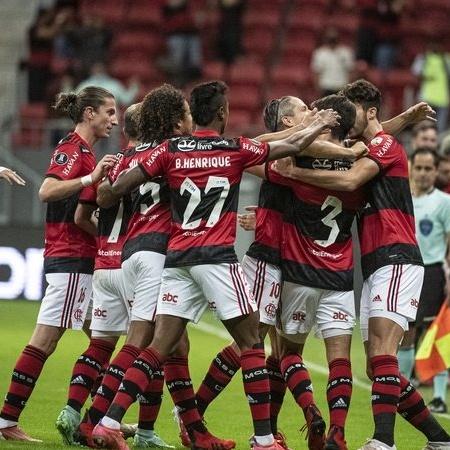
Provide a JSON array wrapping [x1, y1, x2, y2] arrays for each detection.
[[54, 152, 68, 165]]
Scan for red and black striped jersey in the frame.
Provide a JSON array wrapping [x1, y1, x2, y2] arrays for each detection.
[[358, 131, 423, 279], [245, 181, 291, 266], [112, 142, 172, 262], [267, 162, 364, 291], [139, 129, 269, 267], [90, 149, 133, 270], [43, 132, 97, 274]]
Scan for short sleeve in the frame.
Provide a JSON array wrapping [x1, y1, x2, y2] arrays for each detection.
[[138, 142, 168, 179], [46, 143, 84, 180], [366, 134, 400, 172], [108, 153, 126, 184], [265, 161, 295, 188], [79, 184, 97, 205], [239, 137, 269, 169]]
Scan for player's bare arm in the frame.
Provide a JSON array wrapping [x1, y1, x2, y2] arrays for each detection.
[[110, 165, 147, 199], [275, 156, 380, 191], [74, 202, 97, 236], [382, 102, 436, 136], [300, 139, 368, 160], [266, 109, 340, 161], [0, 166, 25, 185], [96, 178, 119, 209], [39, 154, 117, 202]]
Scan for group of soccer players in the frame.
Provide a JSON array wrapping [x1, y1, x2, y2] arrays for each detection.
[[0, 77, 449, 450]]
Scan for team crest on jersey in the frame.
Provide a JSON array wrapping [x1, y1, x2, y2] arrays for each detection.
[[419, 218, 433, 236], [371, 137, 383, 146], [54, 152, 68, 165], [177, 139, 196, 152]]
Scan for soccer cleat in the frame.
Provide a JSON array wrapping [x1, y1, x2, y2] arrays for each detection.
[[357, 439, 397, 450], [133, 431, 175, 448], [251, 439, 286, 450], [324, 425, 347, 450], [422, 443, 450, 450], [92, 423, 129, 450], [0, 425, 42, 442], [172, 406, 191, 447], [190, 430, 236, 450], [429, 398, 448, 414], [55, 404, 82, 445], [121, 423, 138, 440], [75, 421, 95, 448], [274, 431, 292, 450], [301, 404, 326, 450]]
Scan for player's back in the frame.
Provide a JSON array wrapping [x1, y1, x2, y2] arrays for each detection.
[[139, 129, 269, 267]]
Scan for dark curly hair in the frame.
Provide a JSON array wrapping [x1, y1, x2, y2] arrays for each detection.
[[139, 84, 187, 143], [263, 96, 296, 132], [341, 79, 381, 117], [190, 80, 228, 126], [311, 94, 356, 141], [53, 86, 114, 124]]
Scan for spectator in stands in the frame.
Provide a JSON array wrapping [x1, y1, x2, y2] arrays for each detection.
[[373, 0, 403, 70], [162, 0, 202, 87], [68, 15, 112, 79], [436, 137, 450, 193], [26, 6, 72, 102], [216, 0, 245, 66], [412, 41, 450, 133], [355, 0, 379, 66], [311, 27, 354, 96], [411, 120, 439, 152], [76, 63, 139, 107]]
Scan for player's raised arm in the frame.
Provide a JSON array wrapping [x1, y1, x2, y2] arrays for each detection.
[[39, 154, 117, 202], [266, 109, 340, 161], [108, 165, 148, 200], [382, 102, 436, 136]]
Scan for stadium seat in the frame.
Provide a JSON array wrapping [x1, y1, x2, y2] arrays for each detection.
[[202, 62, 226, 81], [112, 31, 163, 58], [229, 61, 265, 88], [110, 59, 163, 84], [228, 85, 261, 112], [243, 29, 275, 59], [127, 3, 162, 27], [226, 110, 253, 134], [79, 0, 125, 24]]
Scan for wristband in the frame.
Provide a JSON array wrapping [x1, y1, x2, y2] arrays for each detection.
[[81, 174, 93, 187]]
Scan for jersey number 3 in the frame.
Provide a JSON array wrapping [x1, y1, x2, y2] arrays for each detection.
[[314, 195, 342, 248]]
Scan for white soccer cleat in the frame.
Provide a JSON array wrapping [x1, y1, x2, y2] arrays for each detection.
[[422, 443, 450, 450], [357, 439, 397, 450]]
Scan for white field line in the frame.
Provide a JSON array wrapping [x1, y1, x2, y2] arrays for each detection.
[[191, 321, 450, 421]]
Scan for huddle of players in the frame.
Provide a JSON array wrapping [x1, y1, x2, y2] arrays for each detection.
[[0, 78, 448, 450]]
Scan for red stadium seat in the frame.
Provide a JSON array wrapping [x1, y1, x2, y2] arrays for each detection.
[[226, 110, 253, 134], [127, 4, 162, 27], [79, 0, 125, 24], [243, 29, 276, 58], [112, 31, 163, 57], [202, 62, 226, 81], [229, 61, 265, 88], [110, 59, 163, 84], [228, 85, 261, 112], [243, 11, 280, 31]]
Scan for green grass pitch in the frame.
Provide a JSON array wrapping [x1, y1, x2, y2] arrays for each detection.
[[0, 300, 448, 449]]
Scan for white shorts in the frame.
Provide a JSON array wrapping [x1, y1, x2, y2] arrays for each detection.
[[37, 273, 93, 330], [277, 282, 355, 338], [241, 255, 282, 326], [360, 264, 424, 341], [90, 269, 130, 335], [156, 263, 258, 323], [122, 251, 166, 322]]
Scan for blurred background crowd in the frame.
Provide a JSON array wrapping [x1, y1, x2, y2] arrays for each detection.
[[0, 0, 449, 226]]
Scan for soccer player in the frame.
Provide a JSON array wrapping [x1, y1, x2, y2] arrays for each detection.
[[274, 79, 450, 450], [55, 104, 139, 445], [398, 148, 450, 414], [194, 95, 366, 450], [0, 86, 118, 441], [91, 80, 340, 450], [0, 166, 25, 185]]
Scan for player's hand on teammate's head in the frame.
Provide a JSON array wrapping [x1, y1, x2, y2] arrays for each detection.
[[238, 205, 257, 231], [92, 154, 119, 183], [316, 108, 341, 129], [351, 141, 369, 159], [301, 107, 319, 127], [272, 156, 294, 178], [405, 102, 436, 123], [0, 166, 26, 186]]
